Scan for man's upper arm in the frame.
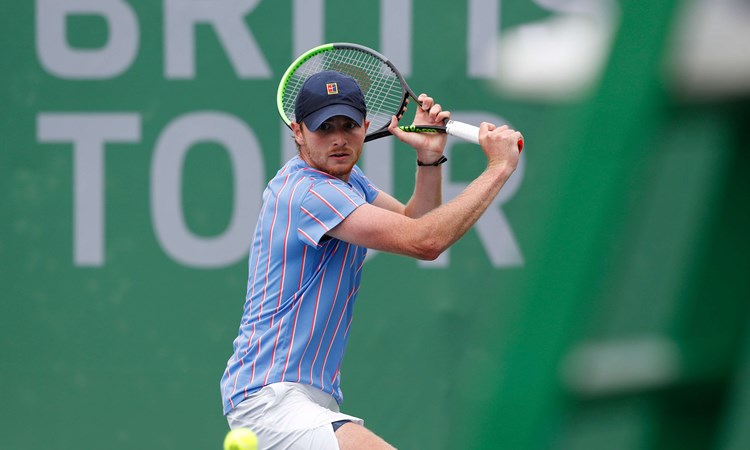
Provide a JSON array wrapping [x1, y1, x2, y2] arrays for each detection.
[[327, 202, 431, 259], [371, 190, 405, 215]]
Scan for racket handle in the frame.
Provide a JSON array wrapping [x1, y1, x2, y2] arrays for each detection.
[[445, 120, 479, 144], [446, 120, 524, 152]]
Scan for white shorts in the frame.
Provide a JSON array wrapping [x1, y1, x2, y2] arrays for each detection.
[[226, 382, 364, 450]]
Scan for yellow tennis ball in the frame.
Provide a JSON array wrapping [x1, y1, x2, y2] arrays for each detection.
[[223, 428, 258, 450]]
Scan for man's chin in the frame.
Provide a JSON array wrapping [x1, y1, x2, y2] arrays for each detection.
[[326, 162, 356, 180]]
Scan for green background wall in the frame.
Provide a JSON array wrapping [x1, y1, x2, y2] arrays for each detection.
[[2, 1, 748, 449]]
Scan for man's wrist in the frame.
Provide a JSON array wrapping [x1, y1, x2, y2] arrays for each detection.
[[485, 160, 516, 179], [417, 155, 448, 166]]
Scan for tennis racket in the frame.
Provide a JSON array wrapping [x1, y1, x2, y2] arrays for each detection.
[[277, 42, 523, 151]]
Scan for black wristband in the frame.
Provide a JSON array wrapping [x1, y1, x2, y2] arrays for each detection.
[[417, 155, 448, 166]]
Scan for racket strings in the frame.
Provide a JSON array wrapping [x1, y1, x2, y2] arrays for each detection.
[[281, 48, 405, 133]]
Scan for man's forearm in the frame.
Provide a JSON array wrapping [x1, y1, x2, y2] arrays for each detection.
[[415, 162, 514, 256], [404, 165, 443, 218]]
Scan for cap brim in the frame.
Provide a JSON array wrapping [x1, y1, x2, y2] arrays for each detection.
[[302, 104, 365, 131]]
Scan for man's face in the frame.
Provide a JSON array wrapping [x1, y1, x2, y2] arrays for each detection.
[[293, 115, 369, 182]]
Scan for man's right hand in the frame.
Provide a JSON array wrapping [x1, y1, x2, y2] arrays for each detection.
[[478, 122, 523, 172]]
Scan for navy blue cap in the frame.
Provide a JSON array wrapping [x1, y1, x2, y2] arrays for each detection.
[[294, 70, 367, 131]]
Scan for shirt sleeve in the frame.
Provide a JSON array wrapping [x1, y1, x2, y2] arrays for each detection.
[[349, 165, 380, 203], [297, 179, 367, 247]]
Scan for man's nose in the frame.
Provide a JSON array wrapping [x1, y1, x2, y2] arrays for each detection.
[[331, 129, 347, 146]]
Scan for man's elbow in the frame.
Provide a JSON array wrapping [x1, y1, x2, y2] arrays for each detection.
[[411, 237, 445, 261]]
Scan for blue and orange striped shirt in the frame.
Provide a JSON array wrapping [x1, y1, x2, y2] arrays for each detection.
[[221, 156, 380, 414]]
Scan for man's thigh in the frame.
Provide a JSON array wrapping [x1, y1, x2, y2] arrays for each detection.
[[334, 422, 397, 450], [226, 383, 364, 449]]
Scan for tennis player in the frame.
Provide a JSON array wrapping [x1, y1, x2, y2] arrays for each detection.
[[220, 70, 522, 449]]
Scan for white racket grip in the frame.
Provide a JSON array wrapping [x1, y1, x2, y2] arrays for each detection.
[[445, 120, 480, 144]]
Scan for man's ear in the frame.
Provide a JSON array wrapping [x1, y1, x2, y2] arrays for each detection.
[[291, 122, 305, 146]]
